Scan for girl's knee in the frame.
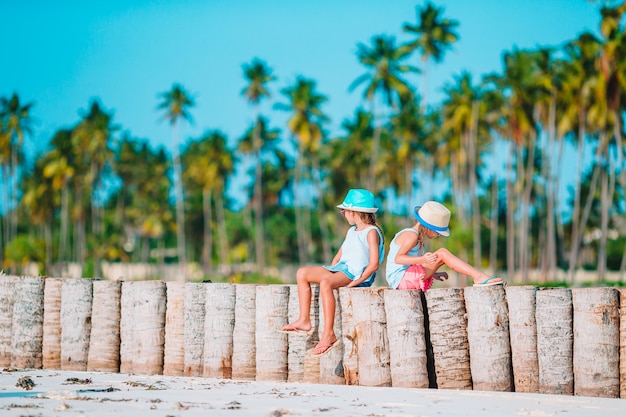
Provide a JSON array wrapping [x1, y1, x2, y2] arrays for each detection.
[[436, 248, 451, 258], [319, 278, 331, 291]]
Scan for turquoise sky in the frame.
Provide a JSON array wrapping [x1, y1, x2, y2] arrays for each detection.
[[2, 0, 604, 209]]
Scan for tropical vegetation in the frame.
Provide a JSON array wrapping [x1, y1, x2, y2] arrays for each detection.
[[1, 2, 624, 286]]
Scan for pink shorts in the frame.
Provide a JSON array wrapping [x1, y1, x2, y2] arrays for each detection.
[[397, 264, 433, 291]]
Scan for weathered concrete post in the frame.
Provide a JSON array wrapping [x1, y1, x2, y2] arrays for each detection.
[[383, 289, 429, 388], [572, 287, 620, 398], [60, 278, 92, 371], [87, 280, 121, 372], [255, 285, 289, 381], [203, 283, 236, 378], [425, 287, 472, 389], [536, 288, 573, 395], [11, 276, 45, 369], [232, 284, 257, 380], [464, 285, 512, 392], [42, 277, 63, 369], [505, 285, 539, 392], [351, 287, 391, 387], [163, 281, 185, 376]]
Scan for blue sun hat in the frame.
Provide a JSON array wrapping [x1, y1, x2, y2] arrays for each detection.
[[336, 189, 378, 213], [414, 201, 451, 237]]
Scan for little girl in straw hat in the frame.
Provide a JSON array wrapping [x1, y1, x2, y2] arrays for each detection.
[[385, 201, 503, 291], [280, 188, 384, 356]]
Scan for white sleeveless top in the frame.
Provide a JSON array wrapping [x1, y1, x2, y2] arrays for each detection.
[[385, 228, 423, 289]]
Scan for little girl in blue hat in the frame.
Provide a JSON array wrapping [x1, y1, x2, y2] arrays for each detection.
[[386, 201, 503, 291], [279, 188, 384, 356]]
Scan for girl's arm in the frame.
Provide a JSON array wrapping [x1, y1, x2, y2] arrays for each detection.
[[393, 231, 437, 265], [347, 229, 380, 287], [329, 247, 342, 266]]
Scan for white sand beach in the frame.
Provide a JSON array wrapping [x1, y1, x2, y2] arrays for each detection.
[[1, 370, 625, 417]]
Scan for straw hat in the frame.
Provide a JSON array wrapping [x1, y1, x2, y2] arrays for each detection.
[[414, 201, 450, 237], [336, 189, 378, 213]]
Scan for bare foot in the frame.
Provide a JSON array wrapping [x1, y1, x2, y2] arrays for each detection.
[[278, 321, 312, 334], [312, 338, 339, 356], [473, 276, 503, 287]]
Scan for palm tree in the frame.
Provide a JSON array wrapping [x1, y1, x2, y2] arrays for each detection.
[[389, 92, 427, 215], [72, 100, 116, 277], [593, 4, 626, 280], [158, 83, 195, 278], [560, 33, 602, 283], [0, 93, 34, 257], [351, 35, 417, 193], [112, 138, 172, 264], [21, 151, 61, 272], [440, 71, 488, 267], [486, 48, 544, 281], [238, 116, 280, 266], [326, 110, 375, 193], [241, 58, 276, 275], [402, 1, 459, 108], [182, 130, 235, 275], [275, 76, 329, 263], [46, 130, 75, 269]]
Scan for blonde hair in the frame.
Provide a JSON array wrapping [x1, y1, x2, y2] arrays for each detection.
[[356, 212, 384, 245], [415, 224, 428, 252]]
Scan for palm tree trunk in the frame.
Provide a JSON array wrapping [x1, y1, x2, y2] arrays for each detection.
[[119, 281, 135, 374], [569, 153, 602, 283], [132, 280, 166, 375], [202, 189, 213, 275], [203, 283, 235, 378], [598, 165, 615, 281], [215, 191, 230, 273], [232, 284, 257, 380], [383, 289, 429, 388], [59, 186, 69, 266], [319, 289, 344, 385], [351, 287, 391, 387], [489, 176, 499, 274], [184, 282, 206, 376], [567, 117, 587, 283], [367, 118, 382, 195], [520, 133, 536, 282], [469, 102, 481, 267], [465, 285, 512, 391], [255, 285, 289, 381], [42, 277, 62, 369], [163, 281, 185, 376], [505, 285, 539, 392], [506, 142, 516, 281], [87, 280, 121, 372], [536, 288, 573, 395], [173, 123, 187, 278], [253, 116, 265, 275], [572, 288, 620, 398], [338, 287, 358, 385], [286, 284, 318, 382], [0, 275, 16, 367], [313, 159, 332, 262], [60, 278, 93, 370], [11, 276, 45, 369], [424, 287, 472, 389]]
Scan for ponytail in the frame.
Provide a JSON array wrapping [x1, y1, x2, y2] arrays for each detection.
[[360, 212, 384, 245]]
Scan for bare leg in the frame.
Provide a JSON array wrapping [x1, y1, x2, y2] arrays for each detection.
[[280, 266, 350, 333], [422, 248, 502, 284], [314, 272, 351, 355]]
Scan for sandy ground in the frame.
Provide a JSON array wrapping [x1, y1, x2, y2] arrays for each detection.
[[1, 370, 625, 417]]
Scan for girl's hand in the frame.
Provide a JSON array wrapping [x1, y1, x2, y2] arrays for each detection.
[[434, 272, 448, 281], [424, 252, 438, 264]]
